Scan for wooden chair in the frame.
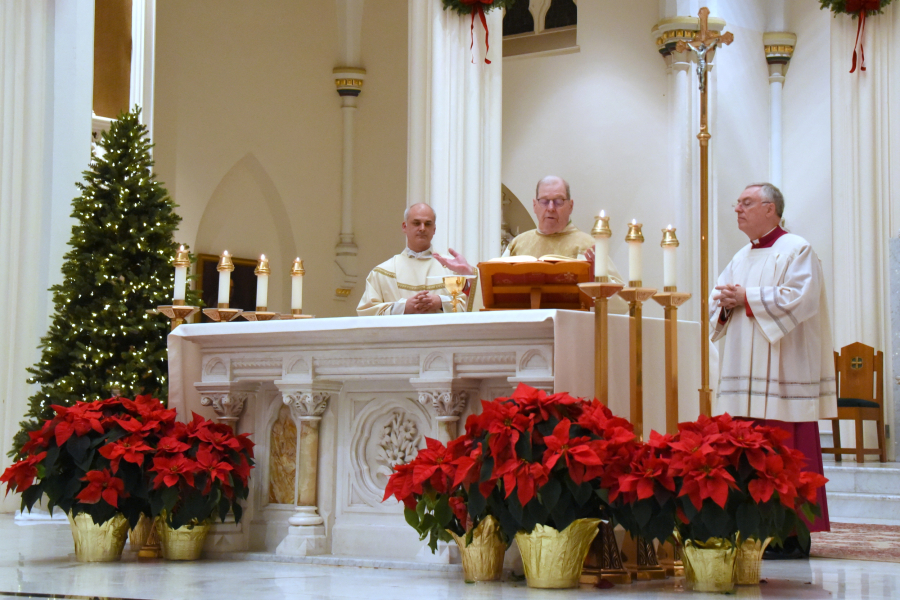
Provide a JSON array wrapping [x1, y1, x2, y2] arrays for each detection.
[[822, 342, 887, 462]]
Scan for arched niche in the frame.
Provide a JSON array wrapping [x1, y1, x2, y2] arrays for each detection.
[[196, 153, 296, 313], [501, 184, 536, 247]]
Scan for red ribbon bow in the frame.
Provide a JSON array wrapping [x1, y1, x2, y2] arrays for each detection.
[[846, 0, 881, 73], [460, 0, 493, 64]]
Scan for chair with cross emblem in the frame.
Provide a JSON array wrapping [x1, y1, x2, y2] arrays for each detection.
[[822, 342, 887, 462]]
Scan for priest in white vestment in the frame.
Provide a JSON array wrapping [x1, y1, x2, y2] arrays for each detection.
[[434, 176, 627, 313], [357, 203, 473, 316], [711, 183, 837, 547]]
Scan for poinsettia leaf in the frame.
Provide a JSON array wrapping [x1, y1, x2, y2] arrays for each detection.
[[633, 499, 652, 528], [416, 498, 426, 521], [795, 521, 811, 550], [508, 492, 524, 523], [433, 495, 452, 527], [573, 481, 592, 506], [64, 474, 82, 500], [735, 502, 760, 539], [467, 484, 486, 518], [218, 497, 229, 522], [232, 501, 243, 525], [515, 431, 532, 462], [43, 446, 60, 472], [700, 501, 732, 539], [480, 456, 494, 482], [66, 435, 90, 464], [525, 497, 549, 526], [21, 485, 42, 512], [74, 448, 95, 472], [539, 477, 561, 512], [404, 506, 420, 529]]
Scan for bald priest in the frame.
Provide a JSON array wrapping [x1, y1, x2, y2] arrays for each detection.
[[357, 203, 475, 316]]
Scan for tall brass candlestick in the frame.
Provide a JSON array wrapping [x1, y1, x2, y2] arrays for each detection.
[[282, 259, 314, 319], [243, 256, 277, 321], [203, 251, 243, 322], [676, 9, 733, 416], [652, 228, 692, 434]]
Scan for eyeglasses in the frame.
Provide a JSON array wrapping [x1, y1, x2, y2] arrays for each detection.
[[731, 199, 773, 210], [537, 198, 570, 208]]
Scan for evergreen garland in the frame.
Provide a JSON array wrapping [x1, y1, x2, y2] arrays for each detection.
[[819, 0, 893, 17], [441, 0, 517, 16], [11, 107, 199, 456]]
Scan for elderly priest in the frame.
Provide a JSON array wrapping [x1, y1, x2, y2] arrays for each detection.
[[357, 203, 471, 316], [434, 175, 625, 282], [711, 182, 836, 555]]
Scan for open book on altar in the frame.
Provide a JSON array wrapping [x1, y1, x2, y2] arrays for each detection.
[[477, 257, 592, 311]]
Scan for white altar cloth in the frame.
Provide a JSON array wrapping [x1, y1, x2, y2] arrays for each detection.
[[167, 310, 701, 558]]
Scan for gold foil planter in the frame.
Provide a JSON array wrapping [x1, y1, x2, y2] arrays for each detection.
[[128, 514, 153, 549], [515, 518, 601, 588], [67, 512, 129, 562], [156, 519, 211, 560], [735, 536, 772, 585], [681, 536, 738, 593], [447, 515, 506, 583]]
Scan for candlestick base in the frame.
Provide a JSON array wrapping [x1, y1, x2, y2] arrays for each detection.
[[241, 311, 278, 322], [157, 305, 200, 331], [202, 308, 244, 322], [651, 291, 692, 309], [578, 281, 624, 299], [279, 313, 315, 320], [617, 287, 658, 304]]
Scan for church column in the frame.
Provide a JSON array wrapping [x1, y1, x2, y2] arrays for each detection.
[[332, 0, 365, 300], [763, 33, 796, 189], [411, 381, 473, 443], [196, 383, 254, 431], [275, 381, 340, 556], [407, 1, 502, 262], [129, 0, 156, 134]]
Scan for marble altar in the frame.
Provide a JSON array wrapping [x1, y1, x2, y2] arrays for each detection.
[[167, 310, 701, 559]]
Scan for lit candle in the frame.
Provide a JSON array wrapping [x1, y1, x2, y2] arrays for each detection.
[[291, 258, 305, 312], [661, 226, 679, 289], [173, 245, 189, 302], [591, 211, 611, 280], [217, 251, 234, 306], [255, 254, 270, 310], [625, 220, 644, 285]]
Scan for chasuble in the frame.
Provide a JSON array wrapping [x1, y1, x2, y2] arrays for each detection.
[[710, 232, 837, 423], [357, 247, 473, 316]]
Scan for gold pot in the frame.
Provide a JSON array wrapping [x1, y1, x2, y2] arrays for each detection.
[[681, 536, 738, 593], [67, 512, 129, 562], [515, 518, 600, 589], [447, 515, 506, 583], [128, 514, 154, 549], [735, 536, 772, 585], [156, 519, 211, 560]]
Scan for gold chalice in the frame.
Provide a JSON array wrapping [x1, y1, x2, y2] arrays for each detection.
[[427, 274, 475, 313]]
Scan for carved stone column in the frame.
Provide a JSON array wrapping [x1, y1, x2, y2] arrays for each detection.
[[416, 388, 470, 442], [274, 381, 340, 556], [195, 383, 253, 431]]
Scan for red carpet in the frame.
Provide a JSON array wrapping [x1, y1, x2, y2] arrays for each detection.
[[811, 522, 900, 563]]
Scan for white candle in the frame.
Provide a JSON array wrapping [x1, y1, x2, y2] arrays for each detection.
[[291, 258, 304, 311], [173, 245, 187, 301], [217, 251, 233, 306], [662, 226, 678, 288], [593, 211, 610, 279], [255, 254, 270, 309], [626, 220, 644, 284]]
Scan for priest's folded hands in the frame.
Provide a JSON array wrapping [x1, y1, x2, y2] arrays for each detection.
[[712, 283, 746, 309]]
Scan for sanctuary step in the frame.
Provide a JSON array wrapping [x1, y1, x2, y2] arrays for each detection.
[[823, 461, 900, 525]]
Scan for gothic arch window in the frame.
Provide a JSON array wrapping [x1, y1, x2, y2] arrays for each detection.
[[503, 0, 578, 58]]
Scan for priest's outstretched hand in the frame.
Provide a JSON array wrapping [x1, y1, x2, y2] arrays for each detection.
[[433, 248, 475, 276]]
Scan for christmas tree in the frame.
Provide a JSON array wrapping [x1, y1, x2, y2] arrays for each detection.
[[11, 107, 199, 455]]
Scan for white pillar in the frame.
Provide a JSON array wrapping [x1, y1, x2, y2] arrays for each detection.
[[332, 0, 365, 300], [130, 0, 156, 134], [407, 2, 502, 261], [0, 0, 94, 512], [763, 33, 796, 190]]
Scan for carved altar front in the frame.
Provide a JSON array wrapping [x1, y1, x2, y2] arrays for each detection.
[[167, 310, 701, 559]]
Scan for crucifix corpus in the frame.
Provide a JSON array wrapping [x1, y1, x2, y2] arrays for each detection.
[[675, 8, 734, 416]]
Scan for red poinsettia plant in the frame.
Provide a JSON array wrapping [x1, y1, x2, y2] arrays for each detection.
[[607, 414, 828, 548], [147, 412, 255, 530], [383, 384, 639, 550], [1, 395, 174, 528]]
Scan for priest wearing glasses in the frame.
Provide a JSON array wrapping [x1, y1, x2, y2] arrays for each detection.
[[434, 174, 625, 282], [711, 182, 837, 557]]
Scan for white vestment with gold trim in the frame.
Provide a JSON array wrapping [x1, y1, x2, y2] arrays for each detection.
[[711, 233, 837, 422], [357, 247, 471, 316]]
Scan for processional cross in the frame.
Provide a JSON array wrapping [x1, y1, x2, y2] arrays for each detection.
[[675, 8, 733, 416]]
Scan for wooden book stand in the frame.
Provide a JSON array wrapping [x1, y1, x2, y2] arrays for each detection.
[[477, 260, 592, 311]]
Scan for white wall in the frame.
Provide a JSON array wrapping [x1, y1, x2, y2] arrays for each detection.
[[502, 0, 671, 316], [153, 0, 408, 318]]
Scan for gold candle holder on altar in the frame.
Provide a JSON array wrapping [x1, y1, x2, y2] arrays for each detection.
[[282, 258, 313, 319], [158, 248, 199, 331], [242, 256, 277, 321], [203, 252, 243, 322], [578, 278, 623, 405]]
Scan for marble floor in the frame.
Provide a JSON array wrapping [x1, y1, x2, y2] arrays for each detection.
[[2, 515, 899, 600]]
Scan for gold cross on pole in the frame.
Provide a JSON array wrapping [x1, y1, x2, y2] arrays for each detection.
[[675, 8, 734, 94]]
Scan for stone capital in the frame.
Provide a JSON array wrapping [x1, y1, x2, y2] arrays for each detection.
[[195, 383, 254, 429], [276, 380, 342, 421]]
